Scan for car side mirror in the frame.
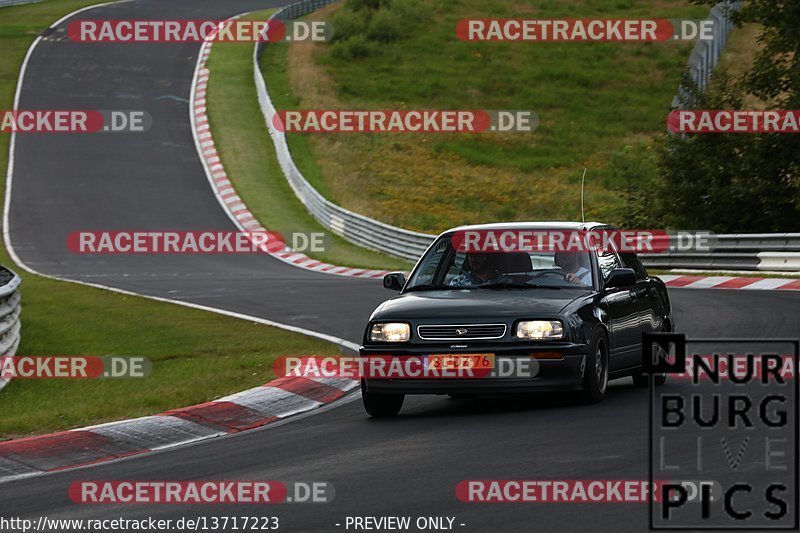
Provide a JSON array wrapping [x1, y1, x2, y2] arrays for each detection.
[[383, 272, 406, 291], [604, 268, 637, 289]]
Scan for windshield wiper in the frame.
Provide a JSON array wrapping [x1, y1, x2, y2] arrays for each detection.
[[476, 282, 561, 290]]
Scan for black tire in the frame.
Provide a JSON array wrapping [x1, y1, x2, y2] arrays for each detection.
[[579, 331, 608, 403], [362, 390, 404, 417]]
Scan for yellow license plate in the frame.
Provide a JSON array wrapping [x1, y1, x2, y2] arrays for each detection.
[[426, 353, 495, 370]]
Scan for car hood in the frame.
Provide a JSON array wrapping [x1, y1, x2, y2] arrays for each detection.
[[372, 289, 587, 321]]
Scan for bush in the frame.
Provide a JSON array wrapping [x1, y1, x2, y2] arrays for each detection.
[[329, 5, 369, 41], [605, 144, 660, 229], [650, 76, 800, 232], [366, 8, 405, 42], [330, 34, 376, 60], [655, 0, 800, 232], [347, 0, 393, 11], [330, 0, 425, 50]]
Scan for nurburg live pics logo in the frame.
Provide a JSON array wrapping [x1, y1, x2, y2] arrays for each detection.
[[646, 333, 799, 530]]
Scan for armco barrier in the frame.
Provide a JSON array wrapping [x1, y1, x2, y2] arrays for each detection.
[[253, 0, 798, 273], [0, 0, 42, 7], [671, 0, 741, 109], [0, 266, 22, 392], [254, 0, 432, 262], [640, 235, 800, 272]]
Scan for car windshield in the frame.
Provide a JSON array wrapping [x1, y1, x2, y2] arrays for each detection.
[[406, 235, 594, 291]]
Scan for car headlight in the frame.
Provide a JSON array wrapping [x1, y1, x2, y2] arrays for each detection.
[[515, 320, 563, 340], [369, 322, 411, 342]]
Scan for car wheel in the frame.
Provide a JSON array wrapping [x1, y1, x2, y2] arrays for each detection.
[[362, 390, 404, 417], [580, 331, 608, 403]]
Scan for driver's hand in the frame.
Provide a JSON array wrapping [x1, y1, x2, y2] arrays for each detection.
[[565, 273, 583, 285]]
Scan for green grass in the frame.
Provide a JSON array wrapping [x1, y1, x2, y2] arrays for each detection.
[[258, 33, 334, 201], [0, 1, 115, 142], [0, 286, 341, 438], [0, 1, 342, 439], [260, 0, 709, 232], [205, 10, 410, 271]]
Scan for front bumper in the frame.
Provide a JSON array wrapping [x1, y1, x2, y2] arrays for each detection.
[[359, 342, 587, 395]]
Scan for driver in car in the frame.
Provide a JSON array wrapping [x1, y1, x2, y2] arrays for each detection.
[[448, 252, 505, 287], [554, 251, 592, 286]]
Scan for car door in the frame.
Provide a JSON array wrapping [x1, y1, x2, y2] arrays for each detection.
[[623, 251, 668, 337], [596, 247, 640, 371], [620, 251, 658, 336]]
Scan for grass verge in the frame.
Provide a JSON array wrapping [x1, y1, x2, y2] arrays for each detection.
[[0, 291, 341, 438], [0, 1, 341, 439], [206, 9, 411, 271], [261, 0, 709, 232]]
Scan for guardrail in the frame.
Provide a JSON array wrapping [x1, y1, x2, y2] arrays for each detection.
[[254, 0, 434, 262], [266, 0, 334, 21], [671, 0, 741, 109], [640, 234, 800, 272], [0, 0, 42, 7], [253, 0, 799, 273], [0, 266, 22, 392]]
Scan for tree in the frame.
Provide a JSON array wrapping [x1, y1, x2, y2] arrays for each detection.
[[652, 0, 800, 232]]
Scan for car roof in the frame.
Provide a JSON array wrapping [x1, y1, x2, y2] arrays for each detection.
[[443, 221, 611, 234]]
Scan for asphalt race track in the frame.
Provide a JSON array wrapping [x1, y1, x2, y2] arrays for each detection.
[[8, 0, 388, 346], [2, 1, 799, 532]]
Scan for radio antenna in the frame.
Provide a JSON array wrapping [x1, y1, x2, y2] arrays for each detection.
[[580, 167, 587, 223]]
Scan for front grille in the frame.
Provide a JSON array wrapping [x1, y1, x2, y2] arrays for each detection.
[[417, 323, 507, 340]]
